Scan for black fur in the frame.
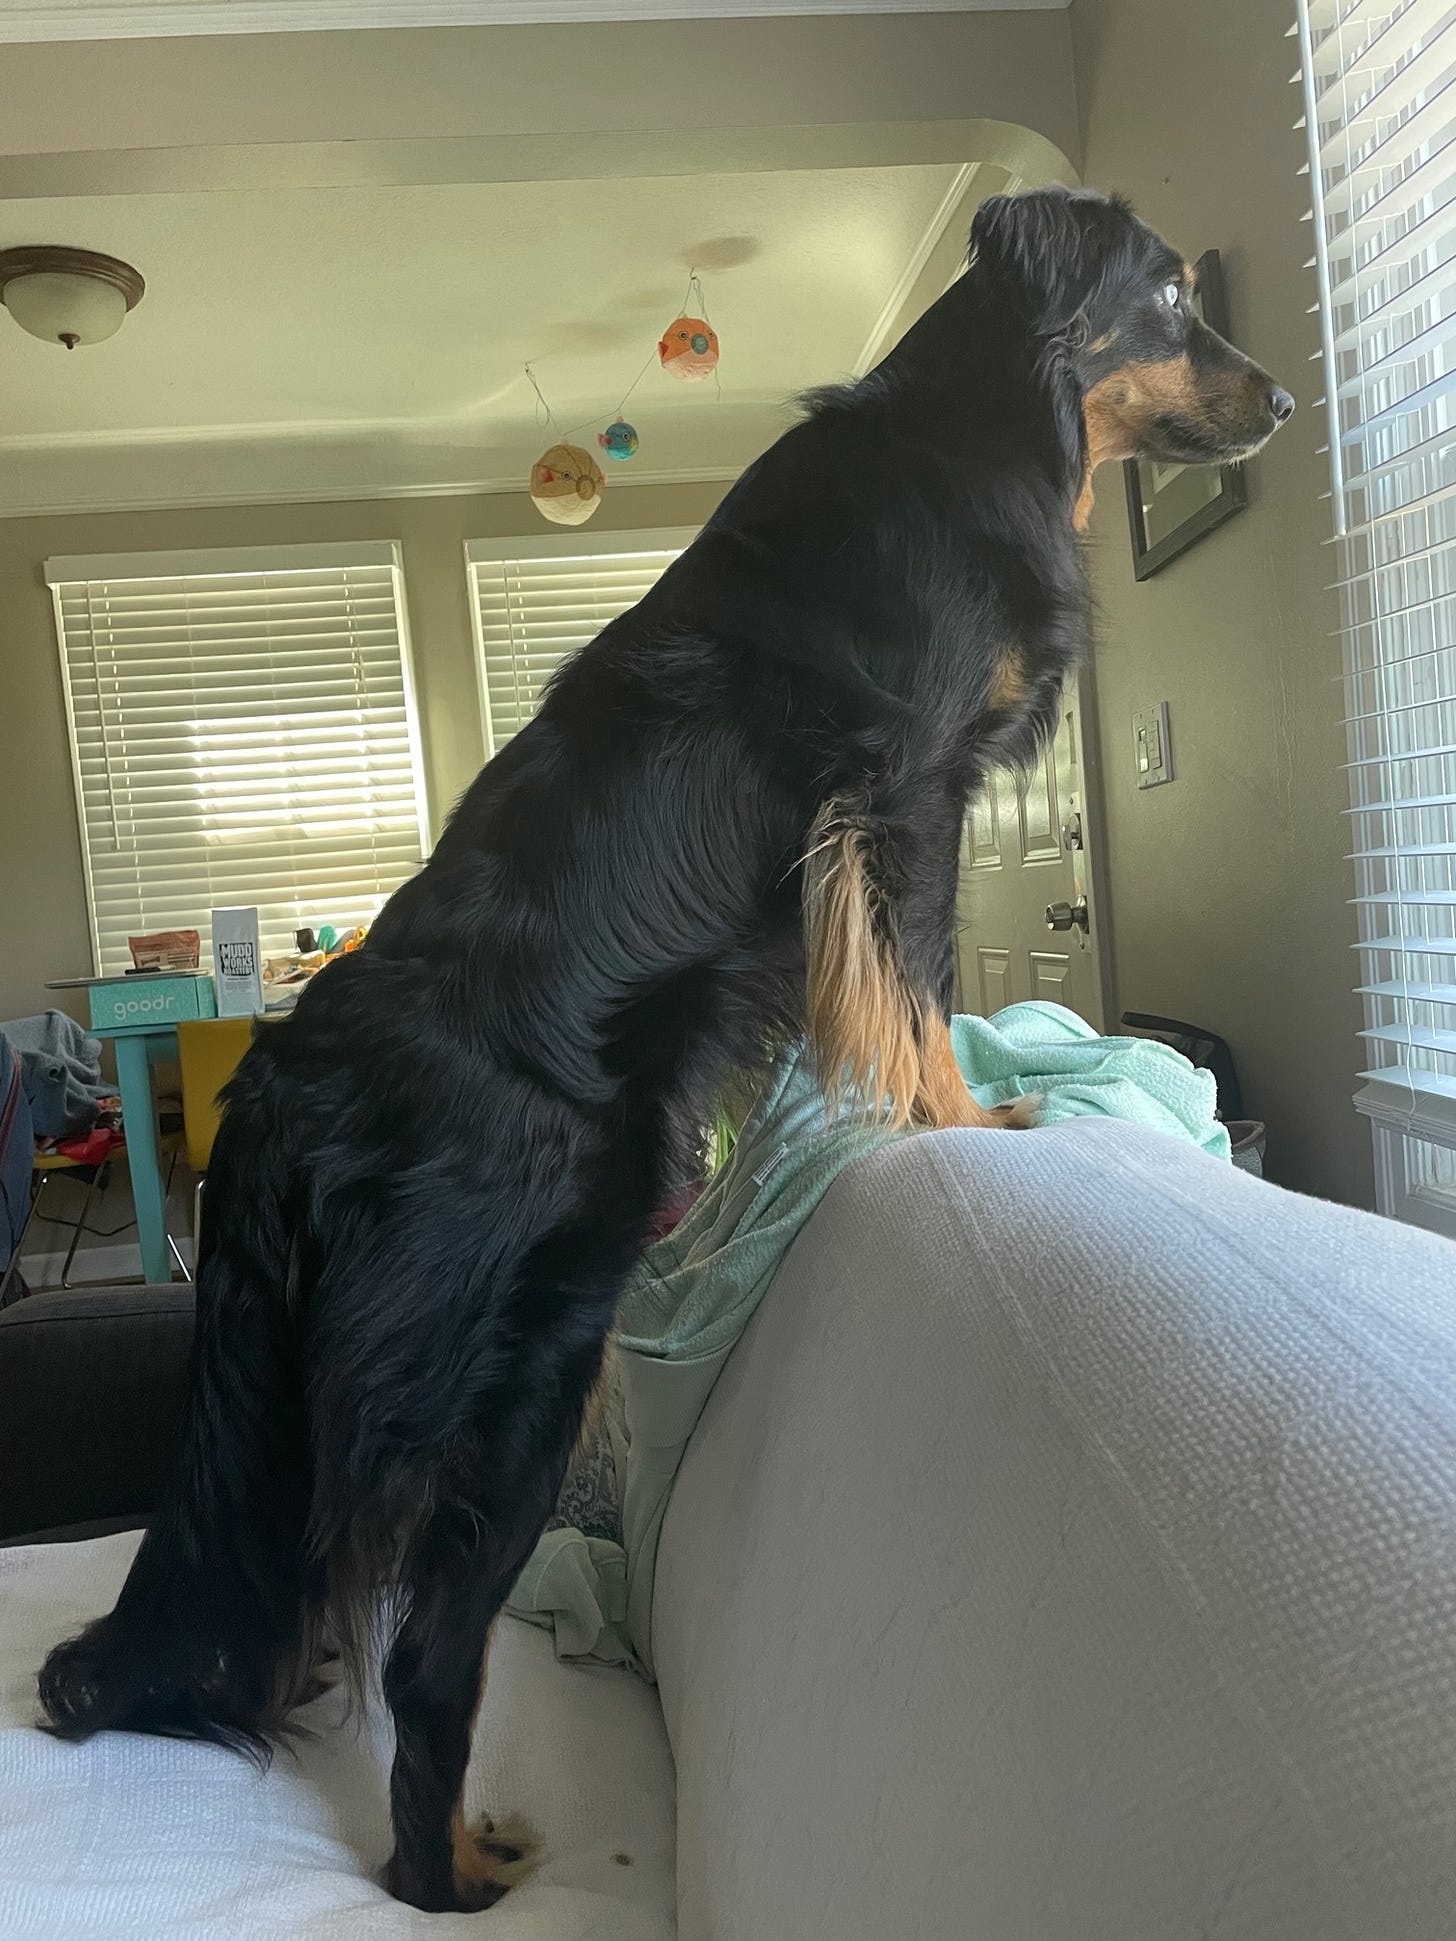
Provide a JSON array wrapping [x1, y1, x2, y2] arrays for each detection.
[[37, 188, 1289, 1914]]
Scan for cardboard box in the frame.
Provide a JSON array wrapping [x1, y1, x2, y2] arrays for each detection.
[[86, 974, 218, 1032]]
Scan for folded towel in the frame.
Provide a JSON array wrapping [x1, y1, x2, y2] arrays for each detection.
[[507, 1003, 1226, 1675], [952, 1001, 1231, 1158]]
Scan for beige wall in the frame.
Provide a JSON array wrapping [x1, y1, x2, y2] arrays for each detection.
[[0, 13, 1078, 172], [1071, 0, 1372, 1205], [0, 481, 728, 1022]]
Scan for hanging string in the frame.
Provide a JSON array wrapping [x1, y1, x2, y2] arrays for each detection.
[[558, 333, 658, 443], [684, 270, 723, 404], [524, 364, 559, 437], [532, 267, 722, 446]]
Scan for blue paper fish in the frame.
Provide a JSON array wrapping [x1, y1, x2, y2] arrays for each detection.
[[597, 418, 640, 462]]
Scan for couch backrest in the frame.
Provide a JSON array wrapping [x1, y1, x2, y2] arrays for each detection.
[[652, 1118, 1456, 1941]]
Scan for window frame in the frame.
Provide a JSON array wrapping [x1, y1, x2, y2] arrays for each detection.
[[464, 527, 698, 760], [47, 538, 430, 977], [1298, 0, 1456, 1229]]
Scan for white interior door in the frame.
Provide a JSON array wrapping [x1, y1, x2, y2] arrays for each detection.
[[954, 673, 1107, 1030]]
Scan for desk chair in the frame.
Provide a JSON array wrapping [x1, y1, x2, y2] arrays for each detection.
[[175, 1018, 256, 1277], [1, 1151, 106, 1304], [176, 1017, 254, 1172], [1, 1033, 186, 1302], [1, 1145, 189, 1305]]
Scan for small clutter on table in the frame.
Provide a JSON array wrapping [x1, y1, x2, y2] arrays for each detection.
[[122, 905, 373, 1018], [127, 929, 200, 973], [261, 920, 368, 1012], [50, 906, 370, 1031]]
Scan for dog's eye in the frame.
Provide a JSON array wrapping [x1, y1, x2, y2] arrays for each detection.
[[1161, 282, 1182, 310]]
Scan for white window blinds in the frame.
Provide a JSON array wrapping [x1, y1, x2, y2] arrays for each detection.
[[48, 541, 429, 976], [466, 529, 694, 756], [1299, 0, 1456, 1158]]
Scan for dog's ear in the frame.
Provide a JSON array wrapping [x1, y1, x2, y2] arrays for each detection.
[[969, 188, 1103, 338]]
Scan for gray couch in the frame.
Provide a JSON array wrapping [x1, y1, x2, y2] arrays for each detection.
[[1, 1118, 1453, 1939], [0, 1283, 191, 1543]]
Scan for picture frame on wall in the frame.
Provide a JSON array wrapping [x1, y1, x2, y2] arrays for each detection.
[[1123, 249, 1248, 581]]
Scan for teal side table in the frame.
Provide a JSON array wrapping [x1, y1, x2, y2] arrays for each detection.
[[46, 971, 215, 1286], [98, 1022, 179, 1285]]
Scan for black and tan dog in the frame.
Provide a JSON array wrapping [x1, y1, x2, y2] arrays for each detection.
[[39, 188, 1291, 1914]]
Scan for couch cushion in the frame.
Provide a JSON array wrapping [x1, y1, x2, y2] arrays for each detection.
[[0, 1285, 193, 1542], [654, 1117, 1456, 1941], [0, 1532, 674, 1939]]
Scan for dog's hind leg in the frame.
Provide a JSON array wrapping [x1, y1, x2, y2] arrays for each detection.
[[380, 1326, 610, 1915]]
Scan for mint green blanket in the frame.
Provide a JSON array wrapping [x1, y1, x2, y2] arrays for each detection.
[[505, 1002, 1227, 1676]]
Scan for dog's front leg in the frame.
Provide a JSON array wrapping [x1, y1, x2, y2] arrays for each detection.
[[801, 792, 1032, 1131]]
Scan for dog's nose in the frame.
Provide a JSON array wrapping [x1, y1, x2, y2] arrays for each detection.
[[1268, 385, 1296, 424]]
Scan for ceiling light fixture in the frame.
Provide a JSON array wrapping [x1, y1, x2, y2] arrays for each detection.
[[0, 245, 145, 350]]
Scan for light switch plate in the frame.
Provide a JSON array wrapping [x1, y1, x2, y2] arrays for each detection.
[[1133, 702, 1173, 789]]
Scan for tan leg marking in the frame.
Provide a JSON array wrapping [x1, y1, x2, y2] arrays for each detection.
[[803, 804, 1036, 1132], [1073, 465, 1096, 532], [803, 804, 922, 1132], [989, 647, 1030, 710], [913, 1011, 1040, 1131]]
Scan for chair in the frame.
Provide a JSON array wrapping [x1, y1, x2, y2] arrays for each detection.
[[175, 1017, 255, 1273], [1, 1142, 175, 1305], [2, 1033, 160, 1303]]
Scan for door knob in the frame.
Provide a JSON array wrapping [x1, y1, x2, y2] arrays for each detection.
[[1045, 897, 1089, 933]]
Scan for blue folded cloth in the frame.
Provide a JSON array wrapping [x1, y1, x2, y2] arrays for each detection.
[[1, 1011, 110, 1140]]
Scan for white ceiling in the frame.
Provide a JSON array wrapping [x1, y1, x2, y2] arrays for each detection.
[[0, 1, 1068, 45], [0, 163, 976, 511]]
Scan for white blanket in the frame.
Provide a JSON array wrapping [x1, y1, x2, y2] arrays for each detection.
[[0, 1534, 675, 1939]]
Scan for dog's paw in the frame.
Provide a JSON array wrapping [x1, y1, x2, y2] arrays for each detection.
[[452, 1811, 542, 1911], [921, 1088, 1041, 1132]]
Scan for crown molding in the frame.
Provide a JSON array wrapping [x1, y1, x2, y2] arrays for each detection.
[[854, 162, 981, 376], [0, 0, 1066, 45], [0, 465, 740, 518]]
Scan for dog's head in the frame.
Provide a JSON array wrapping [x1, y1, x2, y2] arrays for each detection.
[[970, 186, 1293, 467]]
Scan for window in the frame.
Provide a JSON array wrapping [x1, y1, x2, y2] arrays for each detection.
[[466, 529, 694, 757], [1299, 0, 1456, 1225], [49, 541, 429, 975]]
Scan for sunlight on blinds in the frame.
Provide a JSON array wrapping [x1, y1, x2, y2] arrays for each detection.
[[1299, 0, 1456, 1140], [48, 542, 429, 976], [466, 530, 694, 757]]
